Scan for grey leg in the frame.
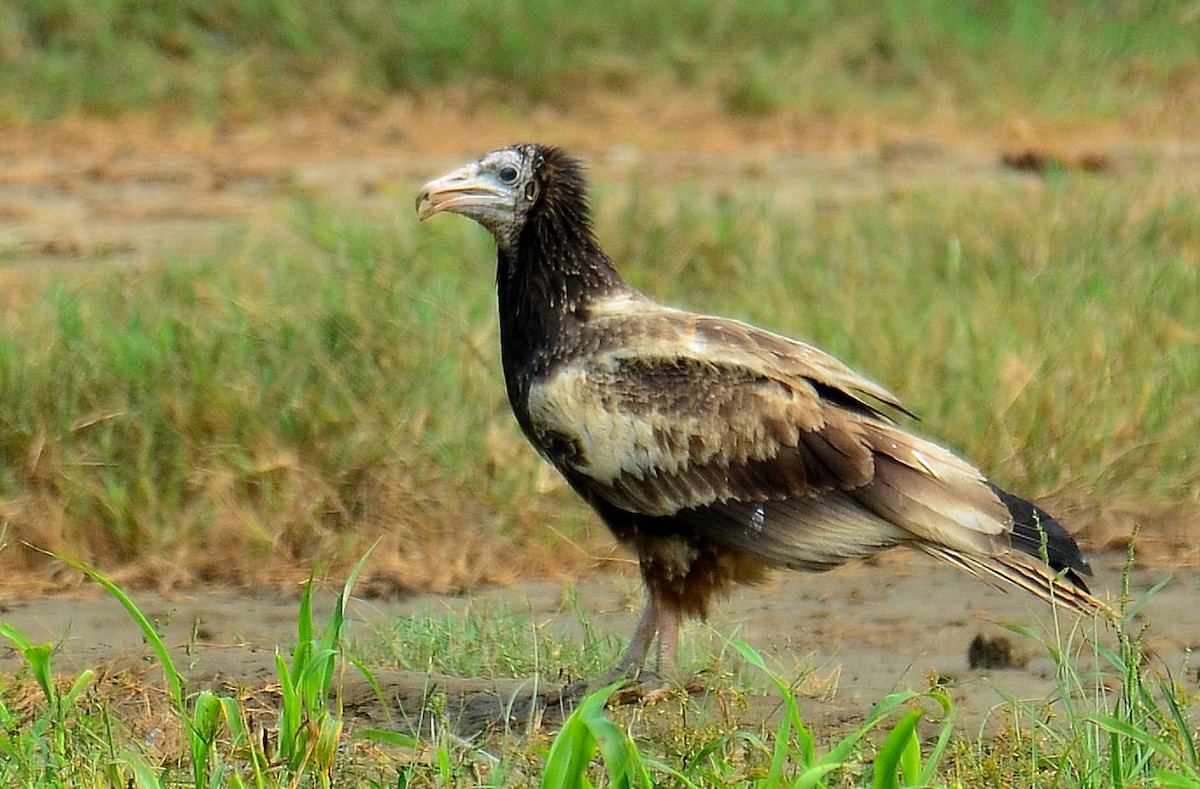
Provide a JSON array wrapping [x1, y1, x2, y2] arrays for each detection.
[[614, 596, 658, 676], [654, 603, 679, 676]]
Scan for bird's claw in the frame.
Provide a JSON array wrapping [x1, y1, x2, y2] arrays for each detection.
[[550, 669, 705, 710]]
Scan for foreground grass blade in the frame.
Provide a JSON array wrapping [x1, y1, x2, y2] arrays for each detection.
[[0, 624, 58, 708], [121, 752, 165, 789], [1154, 771, 1200, 788], [871, 707, 923, 789], [542, 683, 651, 789], [46, 550, 183, 706], [1086, 715, 1196, 777]]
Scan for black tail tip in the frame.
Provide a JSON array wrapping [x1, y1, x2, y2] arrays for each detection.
[[988, 483, 1093, 591]]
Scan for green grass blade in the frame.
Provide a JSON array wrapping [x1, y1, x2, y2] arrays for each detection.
[[577, 690, 652, 789], [295, 575, 316, 671], [49, 552, 183, 706], [542, 686, 620, 789], [121, 751, 166, 789], [332, 539, 379, 637], [871, 707, 924, 789], [729, 638, 818, 769], [356, 728, 420, 749], [1109, 728, 1125, 788], [60, 669, 96, 711], [765, 705, 792, 787], [275, 651, 301, 763], [794, 764, 843, 789], [0, 624, 60, 709], [1160, 683, 1199, 768], [0, 623, 34, 652], [1087, 714, 1191, 774], [347, 654, 386, 709], [315, 541, 377, 698], [217, 694, 266, 783], [1154, 770, 1200, 788], [1122, 574, 1174, 622], [916, 691, 955, 787]]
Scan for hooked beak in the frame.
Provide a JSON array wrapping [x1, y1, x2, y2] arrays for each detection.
[[415, 163, 509, 221]]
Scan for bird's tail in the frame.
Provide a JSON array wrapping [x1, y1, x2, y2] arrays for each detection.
[[988, 483, 1094, 589], [921, 544, 1116, 619], [922, 484, 1115, 618]]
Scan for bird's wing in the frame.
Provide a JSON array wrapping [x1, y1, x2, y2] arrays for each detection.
[[525, 304, 1013, 562]]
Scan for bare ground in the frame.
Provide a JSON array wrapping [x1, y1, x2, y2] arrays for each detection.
[[0, 550, 1196, 744], [1, 99, 1198, 741]]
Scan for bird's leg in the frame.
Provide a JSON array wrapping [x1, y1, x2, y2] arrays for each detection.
[[550, 594, 655, 707], [607, 600, 681, 705], [554, 595, 659, 707], [612, 596, 659, 678], [556, 595, 686, 708], [654, 603, 679, 677]]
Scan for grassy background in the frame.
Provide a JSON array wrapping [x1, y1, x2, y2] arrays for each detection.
[[0, 0, 1198, 582], [1, 0, 1197, 125], [1, 173, 1196, 581]]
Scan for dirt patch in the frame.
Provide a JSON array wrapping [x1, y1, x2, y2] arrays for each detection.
[[4, 93, 1193, 274], [1, 549, 1193, 741]]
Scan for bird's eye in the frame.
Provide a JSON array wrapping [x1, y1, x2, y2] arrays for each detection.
[[498, 166, 519, 184]]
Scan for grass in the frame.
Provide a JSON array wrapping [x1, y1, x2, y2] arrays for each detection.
[[1, 551, 379, 788], [0, 1, 1197, 126], [1, 169, 1197, 582], [358, 588, 623, 680], [0, 546, 1196, 787]]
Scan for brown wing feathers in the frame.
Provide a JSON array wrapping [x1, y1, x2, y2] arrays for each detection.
[[534, 297, 1104, 615]]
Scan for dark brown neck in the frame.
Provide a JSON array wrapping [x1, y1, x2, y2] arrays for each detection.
[[496, 202, 629, 413]]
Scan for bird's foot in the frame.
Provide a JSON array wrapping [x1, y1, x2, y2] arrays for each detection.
[[609, 671, 674, 705], [548, 666, 634, 708], [611, 670, 709, 705], [552, 669, 706, 709]]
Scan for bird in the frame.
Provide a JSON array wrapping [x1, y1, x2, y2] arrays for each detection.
[[415, 143, 1107, 680]]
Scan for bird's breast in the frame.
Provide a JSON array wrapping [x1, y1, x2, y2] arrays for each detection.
[[524, 364, 690, 486]]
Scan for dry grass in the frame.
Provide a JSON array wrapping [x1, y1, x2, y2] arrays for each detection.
[[0, 160, 1197, 591]]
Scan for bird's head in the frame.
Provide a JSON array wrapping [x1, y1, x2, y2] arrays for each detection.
[[416, 143, 588, 254]]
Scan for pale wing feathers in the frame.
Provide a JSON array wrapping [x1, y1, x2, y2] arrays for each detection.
[[698, 494, 912, 571], [587, 296, 907, 415], [856, 421, 1011, 555]]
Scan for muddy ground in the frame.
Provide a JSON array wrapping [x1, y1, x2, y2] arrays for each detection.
[[1, 103, 1197, 741]]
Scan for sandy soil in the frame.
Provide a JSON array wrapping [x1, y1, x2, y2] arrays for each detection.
[[5, 97, 1196, 278], [1, 549, 1195, 741], [1, 103, 1197, 740]]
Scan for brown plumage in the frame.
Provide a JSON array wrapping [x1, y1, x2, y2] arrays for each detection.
[[416, 143, 1107, 678]]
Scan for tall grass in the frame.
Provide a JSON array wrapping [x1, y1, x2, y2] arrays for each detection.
[[1, 552, 380, 788], [1, 172, 1197, 581], [942, 536, 1200, 788], [626, 178, 1200, 504], [1, 1, 1197, 123]]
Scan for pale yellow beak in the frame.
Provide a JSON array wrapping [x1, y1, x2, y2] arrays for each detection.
[[415, 163, 509, 220]]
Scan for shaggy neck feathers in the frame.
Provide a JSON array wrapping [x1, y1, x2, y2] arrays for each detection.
[[496, 148, 630, 404]]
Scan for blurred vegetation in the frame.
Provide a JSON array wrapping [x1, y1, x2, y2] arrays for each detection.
[[0, 0, 1197, 123], [0, 175, 1197, 578], [0, 0, 1197, 579]]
